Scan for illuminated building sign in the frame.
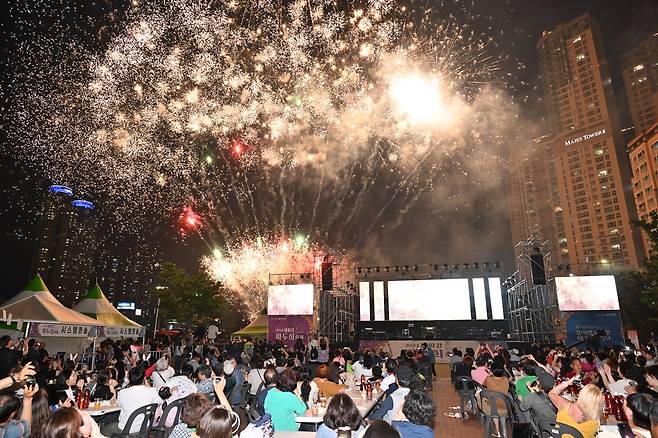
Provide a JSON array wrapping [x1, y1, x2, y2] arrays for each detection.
[[564, 129, 606, 147]]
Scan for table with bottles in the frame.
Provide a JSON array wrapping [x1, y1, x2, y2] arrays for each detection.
[[295, 376, 385, 425]]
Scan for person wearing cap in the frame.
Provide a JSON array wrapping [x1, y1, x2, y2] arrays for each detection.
[[369, 365, 414, 423]]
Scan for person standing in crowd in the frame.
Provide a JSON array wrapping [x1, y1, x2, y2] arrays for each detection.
[[471, 356, 491, 386], [392, 389, 435, 438], [0, 336, 26, 379], [421, 343, 436, 378], [264, 369, 307, 431], [206, 323, 219, 344], [308, 335, 320, 364], [318, 337, 330, 364], [247, 358, 266, 397], [548, 378, 603, 438], [316, 393, 365, 438]]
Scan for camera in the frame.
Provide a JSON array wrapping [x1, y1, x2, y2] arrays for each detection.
[[24, 376, 36, 386]]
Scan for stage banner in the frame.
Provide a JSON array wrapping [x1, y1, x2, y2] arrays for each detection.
[[28, 323, 98, 338], [100, 326, 146, 338], [359, 340, 484, 363], [268, 315, 312, 346], [563, 311, 623, 348]]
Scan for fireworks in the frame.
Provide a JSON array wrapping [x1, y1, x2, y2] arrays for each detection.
[[7, 0, 521, 316]]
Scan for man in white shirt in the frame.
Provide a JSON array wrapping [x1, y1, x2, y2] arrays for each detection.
[[102, 366, 162, 435], [207, 323, 220, 342], [380, 359, 398, 392]]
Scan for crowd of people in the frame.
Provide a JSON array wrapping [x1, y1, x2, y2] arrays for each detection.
[[0, 332, 437, 438], [451, 342, 658, 437]]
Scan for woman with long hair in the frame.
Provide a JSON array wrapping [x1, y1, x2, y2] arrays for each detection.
[[169, 394, 212, 438], [549, 379, 603, 438], [42, 407, 101, 438], [29, 389, 50, 438], [295, 367, 318, 406], [316, 393, 364, 438], [195, 406, 236, 438]]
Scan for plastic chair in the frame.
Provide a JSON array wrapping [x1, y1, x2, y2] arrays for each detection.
[[150, 397, 185, 438], [479, 390, 510, 438], [455, 377, 480, 421], [110, 403, 159, 438], [548, 422, 584, 438]]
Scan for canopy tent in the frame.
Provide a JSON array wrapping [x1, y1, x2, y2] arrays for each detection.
[[0, 274, 102, 353], [1, 274, 102, 325], [233, 312, 267, 338], [73, 283, 143, 337]]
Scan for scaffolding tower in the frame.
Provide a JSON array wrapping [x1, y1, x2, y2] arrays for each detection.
[[317, 288, 357, 343]]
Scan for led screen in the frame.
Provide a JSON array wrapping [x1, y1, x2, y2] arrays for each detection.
[[359, 282, 370, 321], [387, 278, 471, 320], [555, 275, 620, 311], [267, 284, 314, 315]]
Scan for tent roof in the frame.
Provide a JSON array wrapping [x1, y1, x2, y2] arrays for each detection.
[[73, 283, 141, 328], [1, 275, 102, 325], [233, 313, 267, 337]]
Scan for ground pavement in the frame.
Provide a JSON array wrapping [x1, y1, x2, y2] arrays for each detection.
[[432, 378, 486, 438]]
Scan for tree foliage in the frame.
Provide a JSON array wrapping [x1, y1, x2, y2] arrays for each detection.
[[152, 262, 224, 327], [617, 211, 658, 337]]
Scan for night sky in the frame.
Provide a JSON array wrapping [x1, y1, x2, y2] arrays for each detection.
[[1, 0, 657, 300]]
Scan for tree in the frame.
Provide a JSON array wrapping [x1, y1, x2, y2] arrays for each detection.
[[152, 262, 224, 327], [616, 212, 658, 338]]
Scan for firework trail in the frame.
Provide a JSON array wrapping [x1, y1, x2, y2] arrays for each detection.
[[7, 0, 517, 316]]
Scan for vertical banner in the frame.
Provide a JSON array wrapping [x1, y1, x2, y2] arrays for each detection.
[[267, 315, 312, 346], [563, 311, 623, 348]]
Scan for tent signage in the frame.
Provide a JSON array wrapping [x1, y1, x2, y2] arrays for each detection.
[[101, 326, 145, 338], [28, 323, 98, 338]]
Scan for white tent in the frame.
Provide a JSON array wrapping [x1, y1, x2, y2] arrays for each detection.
[[73, 283, 144, 338], [0, 274, 103, 353]]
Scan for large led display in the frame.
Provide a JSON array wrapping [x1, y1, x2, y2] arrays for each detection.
[[359, 282, 370, 321], [387, 278, 471, 320], [555, 275, 620, 311], [267, 284, 314, 315]]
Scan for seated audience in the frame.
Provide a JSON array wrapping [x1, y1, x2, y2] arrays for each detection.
[[314, 365, 347, 397], [316, 393, 365, 438], [548, 378, 602, 438], [169, 393, 213, 438], [392, 389, 435, 438], [362, 420, 401, 438], [622, 392, 654, 438], [370, 365, 414, 423], [263, 369, 307, 431]]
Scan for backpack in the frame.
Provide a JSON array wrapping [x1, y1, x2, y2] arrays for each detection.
[[310, 346, 319, 361]]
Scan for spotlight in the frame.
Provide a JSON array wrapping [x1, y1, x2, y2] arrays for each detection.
[[463, 263, 469, 270], [366, 267, 372, 273], [493, 261, 500, 269], [473, 262, 479, 270], [442, 264, 449, 270], [357, 267, 362, 274], [375, 267, 381, 273], [394, 266, 400, 272], [433, 264, 439, 271], [565, 264, 571, 271], [484, 262, 491, 271], [453, 264, 459, 270], [384, 266, 390, 272], [403, 265, 409, 271], [556, 265, 563, 271], [413, 265, 419, 271]]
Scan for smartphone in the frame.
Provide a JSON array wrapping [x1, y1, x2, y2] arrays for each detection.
[[573, 373, 583, 384], [617, 423, 634, 438], [213, 376, 223, 383]]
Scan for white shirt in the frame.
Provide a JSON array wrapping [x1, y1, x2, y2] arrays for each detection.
[[296, 380, 319, 405], [207, 325, 219, 340], [152, 367, 175, 389], [117, 385, 162, 433], [380, 374, 396, 392], [247, 368, 266, 395], [609, 378, 634, 395]]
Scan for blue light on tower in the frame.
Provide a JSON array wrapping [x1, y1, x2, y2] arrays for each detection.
[[48, 185, 73, 196], [71, 200, 94, 209]]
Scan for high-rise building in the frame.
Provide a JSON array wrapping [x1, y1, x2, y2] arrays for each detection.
[[536, 14, 642, 272], [506, 134, 569, 266], [96, 240, 159, 327], [621, 32, 658, 135], [32, 185, 97, 306], [627, 120, 658, 259]]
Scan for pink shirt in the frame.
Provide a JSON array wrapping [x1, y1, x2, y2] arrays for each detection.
[[471, 366, 490, 385]]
